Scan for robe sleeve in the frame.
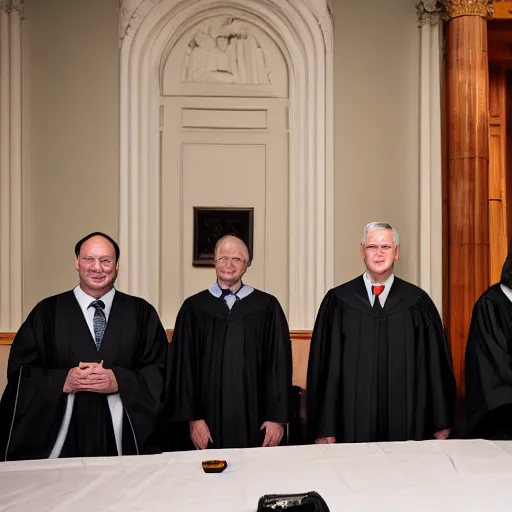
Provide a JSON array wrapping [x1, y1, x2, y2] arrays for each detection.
[[165, 301, 201, 422], [306, 290, 343, 441], [262, 298, 292, 424], [0, 301, 69, 461], [465, 295, 512, 436], [417, 294, 456, 434], [110, 300, 168, 454]]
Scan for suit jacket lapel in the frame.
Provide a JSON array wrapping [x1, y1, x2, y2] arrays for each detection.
[[339, 275, 405, 314]]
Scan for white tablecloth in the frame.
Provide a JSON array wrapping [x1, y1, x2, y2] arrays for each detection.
[[1, 440, 512, 511]]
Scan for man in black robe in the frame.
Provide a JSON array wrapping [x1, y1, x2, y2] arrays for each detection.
[[0, 232, 168, 460], [465, 253, 512, 439], [166, 235, 292, 450], [307, 222, 455, 444]]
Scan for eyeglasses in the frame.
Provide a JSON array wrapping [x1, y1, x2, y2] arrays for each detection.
[[215, 256, 247, 265], [81, 256, 115, 266], [364, 244, 394, 253]]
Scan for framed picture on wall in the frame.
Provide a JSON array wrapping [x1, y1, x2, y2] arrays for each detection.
[[193, 207, 254, 266]]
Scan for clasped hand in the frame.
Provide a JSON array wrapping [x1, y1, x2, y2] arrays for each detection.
[[63, 361, 118, 394]]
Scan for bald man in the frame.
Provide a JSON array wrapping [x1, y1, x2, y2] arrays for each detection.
[[166, 235, 292, 450], [0, 232, 168, 460]]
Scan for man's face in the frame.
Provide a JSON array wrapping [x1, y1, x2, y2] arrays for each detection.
[[75, 236, 118, 298], [215, 237, 249, 288], [360, 229, 400, 278]]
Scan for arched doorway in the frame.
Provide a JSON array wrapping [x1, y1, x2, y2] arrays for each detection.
[[118, 0, 334, 329]]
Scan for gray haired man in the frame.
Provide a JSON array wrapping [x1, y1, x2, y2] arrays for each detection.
[[307, 222, 456, 444]]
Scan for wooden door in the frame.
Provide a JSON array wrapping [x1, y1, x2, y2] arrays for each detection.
[[488, 66, 509, 283], [488, 20, 512, 285]]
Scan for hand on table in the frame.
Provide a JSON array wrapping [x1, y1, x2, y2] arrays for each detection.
[[261, 421, 284, 447], [190, 419, 212, 450], [315, 437, 336, 444], [434, 428, 451, 440]]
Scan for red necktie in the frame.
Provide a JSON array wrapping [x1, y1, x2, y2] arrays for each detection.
[[372, 285, 385, 297]]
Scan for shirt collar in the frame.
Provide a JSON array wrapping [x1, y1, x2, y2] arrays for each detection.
[[500, 284, 512, 304], [73, 285, 116, 319], [209, 282, 254, 300], [363, 271, 395, 304]]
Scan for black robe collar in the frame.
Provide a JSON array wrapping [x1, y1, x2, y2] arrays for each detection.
[[57, 290, 126, 364], [333, 275, 422, 315], [187, 289, 271, 322]]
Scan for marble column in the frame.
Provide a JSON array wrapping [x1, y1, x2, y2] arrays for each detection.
[[0, 0, 23, 330], [417, 1, 444, 315]]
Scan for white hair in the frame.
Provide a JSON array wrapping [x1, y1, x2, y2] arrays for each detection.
[[360, 222, 399, 246]]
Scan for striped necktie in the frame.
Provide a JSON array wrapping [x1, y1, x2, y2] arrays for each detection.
[[89, 299, 106, 350]]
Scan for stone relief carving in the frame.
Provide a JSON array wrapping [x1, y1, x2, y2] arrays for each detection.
[[119, 0, 333, 53], [182, 17, 271, 85]]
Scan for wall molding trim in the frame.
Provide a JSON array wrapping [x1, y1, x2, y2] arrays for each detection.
[[0, 333, 14, 345], [0, 330, 313, 345], [117, 0, 334, 329], [1, 329, 312, 386]]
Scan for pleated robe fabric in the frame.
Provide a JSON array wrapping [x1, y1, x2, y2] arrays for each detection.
[[466, 284, 512, 439], [307, 276, 456, 443], [166, 289, 292, 449], [0, 291, 168, 460]]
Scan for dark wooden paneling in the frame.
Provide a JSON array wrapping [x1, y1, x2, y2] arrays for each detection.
[[446, 14, 490, 395]]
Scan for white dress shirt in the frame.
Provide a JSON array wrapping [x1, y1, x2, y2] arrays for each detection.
[[74, 285, 116, 336], [500, 284, 512, 303], [363, 272, 395, 308], [209, 282, 254, 310], [49, 286, 123, 458]]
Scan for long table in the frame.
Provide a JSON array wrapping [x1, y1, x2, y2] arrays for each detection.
[[1, 440, 512, 511]]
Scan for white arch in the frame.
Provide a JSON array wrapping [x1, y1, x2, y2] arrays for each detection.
[[118, 0, 333, 328]]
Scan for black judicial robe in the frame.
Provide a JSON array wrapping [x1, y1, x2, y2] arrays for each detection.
[[0, 290, 168, 461], [307, 276, 456, 443], [465, 284, 512, 439], [166, 290, 292, 449]]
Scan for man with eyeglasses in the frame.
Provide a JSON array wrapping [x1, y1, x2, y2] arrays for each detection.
[[0, 232, 168, 460], [307, 222, 455, 444], [165, 235, 292, 450]]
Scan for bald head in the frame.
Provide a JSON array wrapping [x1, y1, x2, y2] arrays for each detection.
[[214, 235, 251, 264], [75, 231, 120, 261], [75, 234, 118, 298], [214, 235, 250, 290]]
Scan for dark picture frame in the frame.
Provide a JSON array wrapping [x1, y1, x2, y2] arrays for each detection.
[[193, 207, 254, 266]]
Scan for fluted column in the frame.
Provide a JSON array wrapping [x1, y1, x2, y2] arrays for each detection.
[[0, 0, 23, 330], [417, 1, 444, 314], [445, 0, 492, 394]]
